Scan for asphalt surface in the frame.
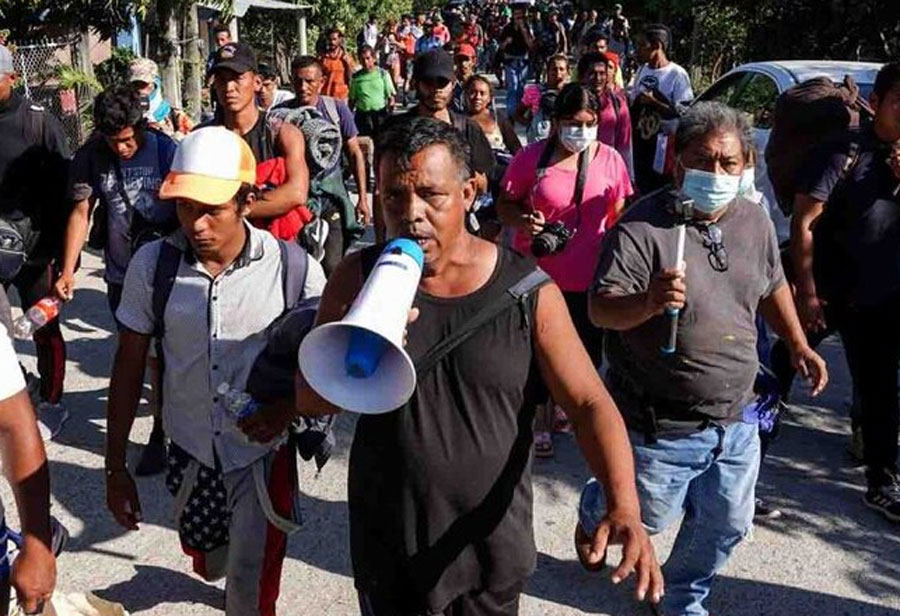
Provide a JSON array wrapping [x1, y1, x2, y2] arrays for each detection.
[[5, 245, 899, 616]]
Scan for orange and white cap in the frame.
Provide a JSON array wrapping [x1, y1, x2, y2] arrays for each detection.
[[160, 126, 256, 205]]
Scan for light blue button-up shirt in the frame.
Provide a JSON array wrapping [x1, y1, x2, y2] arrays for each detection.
[[117, 224, 325, 472]]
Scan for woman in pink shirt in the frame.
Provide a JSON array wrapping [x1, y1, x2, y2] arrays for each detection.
[[498, 83, 632, 454]]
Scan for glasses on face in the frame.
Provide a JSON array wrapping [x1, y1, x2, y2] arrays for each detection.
[[696, 222, 728, 272]]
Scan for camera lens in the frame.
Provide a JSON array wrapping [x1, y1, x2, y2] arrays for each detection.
[[531, 233, 557, 258]]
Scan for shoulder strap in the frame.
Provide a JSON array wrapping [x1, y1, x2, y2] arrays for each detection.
[[278, 239, 309, 311], [151, 240, 183, 338], [321, 96, 341, 127], [415, 267, 551, 376], [536, 137, 590, 210]]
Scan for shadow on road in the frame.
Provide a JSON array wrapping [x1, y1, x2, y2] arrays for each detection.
[[526, 550, 900, 616], [95, 564, 224, 612]]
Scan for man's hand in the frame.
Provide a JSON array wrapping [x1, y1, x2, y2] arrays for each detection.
[[11, 536, 55, 614], [53, 272, 75, 302], [106, 469, 142, 530], [589, 508, 664, 603], [789, 344, 828, 397], [238, 400, 295, 443], [645, 268, 686, 316], [356, 195, 372, 226], [797, 291, 827, 333]]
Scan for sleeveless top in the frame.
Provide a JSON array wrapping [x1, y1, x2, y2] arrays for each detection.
[[348, 245, 546, 611], [200, 114, 280, 165]]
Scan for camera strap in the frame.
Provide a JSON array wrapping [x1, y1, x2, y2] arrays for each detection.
[[536, 137, 591, 230]]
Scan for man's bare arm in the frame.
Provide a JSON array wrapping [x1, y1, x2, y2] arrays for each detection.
[[533, 283, 663, 601], [106, 330, 152, 469], [345, 136, 371, 223], [54, 199, 91, 300]]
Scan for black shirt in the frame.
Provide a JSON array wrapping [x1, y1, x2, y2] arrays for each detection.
[[500, 23, 532, 58], [349, 246, 545, 611], [0, 93, 71, 259], [387, 110, 496, 178], [799, 125, 900, 307]]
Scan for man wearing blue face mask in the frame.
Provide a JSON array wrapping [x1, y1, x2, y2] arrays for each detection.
[[573, 102, 827, 616]]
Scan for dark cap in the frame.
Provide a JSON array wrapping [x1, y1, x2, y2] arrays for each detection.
[[414, 49, 454, 82], [209, 42, 258, 76], [257, 62, 277, 79]]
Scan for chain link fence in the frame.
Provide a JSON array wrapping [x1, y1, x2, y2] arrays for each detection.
[[12, 39, 84, 151]]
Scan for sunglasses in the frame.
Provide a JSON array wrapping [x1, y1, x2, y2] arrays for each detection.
[[695, 222, 728, 272]]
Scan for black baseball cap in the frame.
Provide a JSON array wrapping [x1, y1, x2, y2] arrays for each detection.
[[414, 49, 454, 82], [209, 42, 258, 76], [258, 62, 277, 79]]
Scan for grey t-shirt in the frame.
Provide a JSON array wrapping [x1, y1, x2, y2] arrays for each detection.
[[594, 190, 785, 431]]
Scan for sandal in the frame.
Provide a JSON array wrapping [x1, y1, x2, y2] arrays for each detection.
[[534, 431, 554, 458], [552, 404, 572, 434]]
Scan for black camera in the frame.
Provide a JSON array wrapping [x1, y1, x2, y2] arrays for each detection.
[[531, 221, 573, 258]]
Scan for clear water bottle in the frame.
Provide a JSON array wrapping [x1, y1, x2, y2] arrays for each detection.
[[12, 297, 61, 340], [216, 382, 260, 420]]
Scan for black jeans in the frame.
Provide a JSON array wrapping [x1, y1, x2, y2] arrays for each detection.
[[839, 295, 900, 487], [3, 261, 65, 403]]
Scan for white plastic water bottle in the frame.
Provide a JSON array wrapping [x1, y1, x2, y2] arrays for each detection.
[[12, 297, 61, 340], [216, 382, 260, 420]]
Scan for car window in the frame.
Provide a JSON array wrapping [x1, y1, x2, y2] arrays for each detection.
[[731, 73, 779, 129], [696, 72, 749, 106]]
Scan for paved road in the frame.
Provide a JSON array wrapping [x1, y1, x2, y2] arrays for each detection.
[[6, 246, 900, 615]]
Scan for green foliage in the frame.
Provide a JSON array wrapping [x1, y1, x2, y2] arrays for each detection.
[[95, 46, 137, 89], [56, 64, 103, 91], [0, 0, 138, 41]]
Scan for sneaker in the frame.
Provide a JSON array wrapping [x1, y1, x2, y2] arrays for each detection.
[[847, 424, 865, 463], [135, 429, 167, 476], [36, 402, 69, 441], [864, 482, 900, 523], [754, 497, 782, 520]]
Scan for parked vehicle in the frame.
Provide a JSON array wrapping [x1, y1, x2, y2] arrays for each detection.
[[693, 60, 882, 240]]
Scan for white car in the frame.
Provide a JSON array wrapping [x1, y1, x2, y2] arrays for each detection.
[[693, 60, 882, 240]]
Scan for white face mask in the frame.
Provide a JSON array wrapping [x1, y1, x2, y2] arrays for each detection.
[[559, 125, 597, 154], [738, 167, 758, 198]]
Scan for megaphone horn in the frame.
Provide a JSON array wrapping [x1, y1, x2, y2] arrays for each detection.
[[298, 238, 425, 414]]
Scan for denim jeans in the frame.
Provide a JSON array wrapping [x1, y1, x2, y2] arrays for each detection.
[[578, 421, 760, 616], [504, 58, 529, 115]]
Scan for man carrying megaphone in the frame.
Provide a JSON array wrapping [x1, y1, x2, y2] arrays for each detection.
[[296, 116, 663, 615]]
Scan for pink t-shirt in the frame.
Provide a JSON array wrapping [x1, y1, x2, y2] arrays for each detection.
[[521, 84, 543, 112], [503, 140, 633, 292]]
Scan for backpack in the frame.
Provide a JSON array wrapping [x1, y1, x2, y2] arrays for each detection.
[[267, 104, 342, 179], [151, 237, 335, 469], [765, 75, 873, 216], [526, 87, 559, 144]]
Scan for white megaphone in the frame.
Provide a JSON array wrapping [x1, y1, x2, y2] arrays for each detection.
[[298, 238, 425, 414]]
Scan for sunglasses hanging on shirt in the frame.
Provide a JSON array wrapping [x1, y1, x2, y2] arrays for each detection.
[[691, 222, 728, 272]]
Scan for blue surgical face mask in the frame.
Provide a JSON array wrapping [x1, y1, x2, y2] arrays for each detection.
[[738, 167, 756, 197], [680, 167, 741, 214]]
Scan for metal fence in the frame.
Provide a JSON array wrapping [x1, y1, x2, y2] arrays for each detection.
[[11, 39, 84, 151]]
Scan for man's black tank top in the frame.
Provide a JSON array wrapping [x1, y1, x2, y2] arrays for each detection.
[[348, 244, 547, 612], [200, 113, 279, 164]]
